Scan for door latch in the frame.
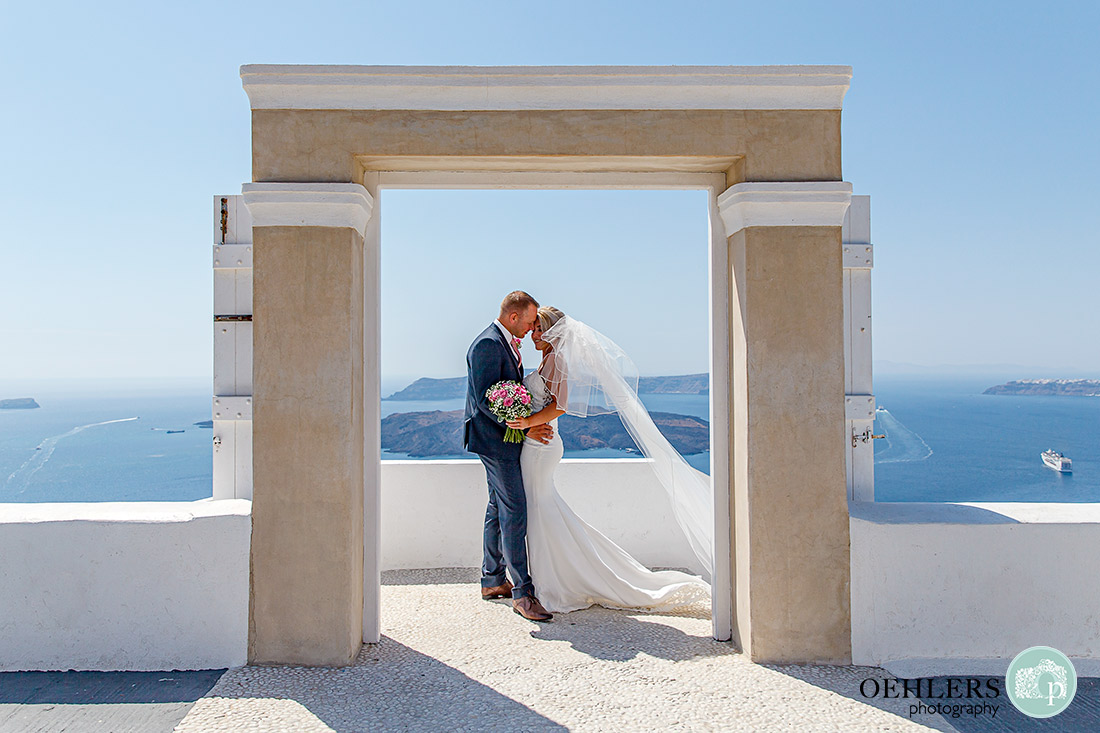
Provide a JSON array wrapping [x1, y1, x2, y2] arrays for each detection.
[[852, 428, 885, 447]]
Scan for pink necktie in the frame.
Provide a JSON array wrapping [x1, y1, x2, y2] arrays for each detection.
[[511, 337, 522, 368]]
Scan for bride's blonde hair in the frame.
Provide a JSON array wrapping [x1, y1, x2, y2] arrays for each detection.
[[537, 306, 565, 331]]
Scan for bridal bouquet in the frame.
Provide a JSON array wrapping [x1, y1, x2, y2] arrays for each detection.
[[485, 380, 533, 443]]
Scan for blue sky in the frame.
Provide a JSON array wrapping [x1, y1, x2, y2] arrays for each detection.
[[381, 189, 710, 390], [2, 1, 1097, 390]]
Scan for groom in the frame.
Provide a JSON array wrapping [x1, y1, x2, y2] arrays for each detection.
[[464, 291, 554, 622]]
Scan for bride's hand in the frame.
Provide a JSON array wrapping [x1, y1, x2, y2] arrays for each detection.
[[506, 417, 531, 429]]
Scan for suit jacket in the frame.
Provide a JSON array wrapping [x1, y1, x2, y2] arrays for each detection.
[[464, 323, 523, 458]]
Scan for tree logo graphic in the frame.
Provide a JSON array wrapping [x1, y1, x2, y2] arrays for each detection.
[[1006, 646, 1077, 718]]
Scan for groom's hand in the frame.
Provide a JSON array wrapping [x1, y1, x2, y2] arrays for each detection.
[[527, 423, 554, 444]]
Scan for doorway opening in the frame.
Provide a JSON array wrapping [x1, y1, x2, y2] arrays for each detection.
[[369, 180, 732, 642]]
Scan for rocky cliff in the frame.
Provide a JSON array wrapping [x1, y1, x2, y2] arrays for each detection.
[[385, 373, 710, 400], [381, 410, 710, 457]]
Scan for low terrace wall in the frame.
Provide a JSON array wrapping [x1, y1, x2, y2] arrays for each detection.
[[381, 458, 702, 572], [850, 501, 1100, 676], [0, 500, 251, 671]]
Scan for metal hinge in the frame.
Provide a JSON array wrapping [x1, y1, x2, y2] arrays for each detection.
[[214, 315, 253, 322], [220, 197, 229, 244]]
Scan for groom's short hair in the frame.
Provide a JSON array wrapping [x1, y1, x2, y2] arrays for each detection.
[[500, 290, 539, 317]]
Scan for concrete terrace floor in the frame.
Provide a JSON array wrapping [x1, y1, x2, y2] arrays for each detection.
[[4, 568, 1098, 732]]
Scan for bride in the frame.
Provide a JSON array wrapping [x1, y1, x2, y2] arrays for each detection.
[[505, 306, 712, 614]]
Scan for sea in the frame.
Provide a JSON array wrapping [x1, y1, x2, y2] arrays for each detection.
[[1, 376, 1097, 503]]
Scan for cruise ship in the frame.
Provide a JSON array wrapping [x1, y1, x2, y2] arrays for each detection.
[[1042, 449, 1073, 473]]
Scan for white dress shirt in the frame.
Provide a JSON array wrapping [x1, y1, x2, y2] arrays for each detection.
[[494, 319, 522, 368]]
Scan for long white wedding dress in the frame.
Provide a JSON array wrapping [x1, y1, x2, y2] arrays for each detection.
[[520, 368, 710, 614]]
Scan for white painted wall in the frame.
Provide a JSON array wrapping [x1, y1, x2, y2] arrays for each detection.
[[381, 459, 702, 573], [850, 501, 1100, 676], [0, 500, 250, 672]]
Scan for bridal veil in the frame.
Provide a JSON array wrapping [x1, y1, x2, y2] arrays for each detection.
[[541, 315, 714, 580]]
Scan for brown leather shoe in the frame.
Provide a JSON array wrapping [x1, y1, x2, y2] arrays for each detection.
[[481, 580, 513, 600], [512, 595, 553, 622]]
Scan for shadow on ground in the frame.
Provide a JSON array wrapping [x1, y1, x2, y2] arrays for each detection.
[[772, 668, 1100, 733], [0, 670, 224, 733], [381, 566, 481, 586], [931, 676, 1100, 733], [178, 638, 566, 732], [526, 603, 731, 663]]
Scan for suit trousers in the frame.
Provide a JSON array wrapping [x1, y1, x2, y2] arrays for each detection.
[[479, 453, 534, 599]]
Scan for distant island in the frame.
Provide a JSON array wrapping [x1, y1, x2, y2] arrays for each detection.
[[0, 398, 40, 410], [193, 420, 214, 428], [638, 374, 709, 395], [983, 379, 1100, 397], [382, 410, 709, 458], [385, 373, 709, 400], [386, 377, 465, 400]]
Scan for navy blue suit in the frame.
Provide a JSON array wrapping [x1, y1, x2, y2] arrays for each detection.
[[464, 323, 533, 598]]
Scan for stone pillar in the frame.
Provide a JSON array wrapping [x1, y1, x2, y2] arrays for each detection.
[[242, 183, 373, 666], [718, 182, 853, 664]]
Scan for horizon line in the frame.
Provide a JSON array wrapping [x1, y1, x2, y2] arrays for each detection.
[[3, 362, 1099, 386]]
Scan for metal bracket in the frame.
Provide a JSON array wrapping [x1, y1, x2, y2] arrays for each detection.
[[213, 395, 253, 421], [842, 243, 873, 269], [844, 394, 875, 421], [844, 242, 871, 268], [213, 244, 253, 269]]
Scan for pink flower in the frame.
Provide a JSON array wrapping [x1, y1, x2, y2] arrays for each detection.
[[521, 395, 530, 404], [503, 398, 513, 406]]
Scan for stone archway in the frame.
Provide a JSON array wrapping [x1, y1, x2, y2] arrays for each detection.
[[239, 65, 855, 666]]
